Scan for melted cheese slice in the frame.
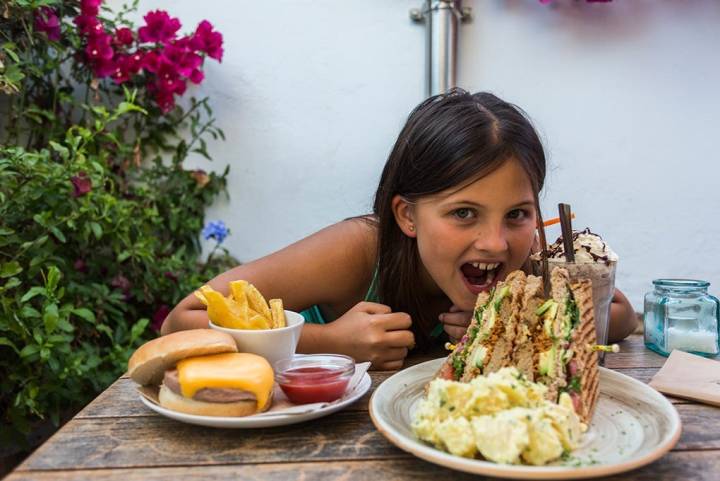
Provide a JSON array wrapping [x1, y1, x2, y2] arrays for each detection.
[[177, 353, 274, 410]]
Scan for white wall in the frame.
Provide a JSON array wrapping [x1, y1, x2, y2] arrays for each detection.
[[120, 0, 720, 309]]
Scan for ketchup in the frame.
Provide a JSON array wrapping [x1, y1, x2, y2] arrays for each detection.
[[278, 367, 350, 404]]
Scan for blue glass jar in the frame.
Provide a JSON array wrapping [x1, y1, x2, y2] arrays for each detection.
[[644, 279, 720, 357]]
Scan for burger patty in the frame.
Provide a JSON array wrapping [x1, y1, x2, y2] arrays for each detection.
[[163, 369, 258, 403]]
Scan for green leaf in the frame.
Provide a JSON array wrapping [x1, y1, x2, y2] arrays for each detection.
[[0, 227, 15, 235], [96, 323, 113, 340], [49, 226, 66, 243], [72, 308, 96, 323], [117, 250, 131, 262], [19, 344, 40, 359], [57, 318, 74, 332], [1, 261, 22, 278], [48, 141, 70, 160], [21, 286, 46, 303], [43, 304, 59, 333], [46, 266, 61, 293], [2, 277, 21, 290], [2, 43, 20, 62], [20, 305, 41, 318], [116, 102, 147, 116], [130, 318, 149, 343], [0, 337, 19, 354], [90, 222, 103, 239]]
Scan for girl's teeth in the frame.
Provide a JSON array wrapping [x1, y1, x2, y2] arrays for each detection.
[[471, 262, 500, 270]]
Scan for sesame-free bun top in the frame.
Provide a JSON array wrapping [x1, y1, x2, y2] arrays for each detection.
[[128, 329, 237, 385]]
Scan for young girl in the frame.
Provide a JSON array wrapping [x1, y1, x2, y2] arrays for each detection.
[[162, 89, 637, 369]]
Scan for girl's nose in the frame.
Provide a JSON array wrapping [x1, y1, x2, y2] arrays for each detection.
[[473, 224, 509, 254]]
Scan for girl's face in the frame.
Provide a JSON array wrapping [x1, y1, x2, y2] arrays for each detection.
[[400, 158, 537, 311]]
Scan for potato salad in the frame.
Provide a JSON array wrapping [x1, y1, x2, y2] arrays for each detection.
[[412, 367, 586, 465]]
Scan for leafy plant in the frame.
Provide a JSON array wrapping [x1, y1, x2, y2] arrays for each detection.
[[0, 0, 235, 448]]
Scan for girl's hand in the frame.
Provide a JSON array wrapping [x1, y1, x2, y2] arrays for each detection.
[[326, 302, 415, 370], [440, 305, 473, 343]]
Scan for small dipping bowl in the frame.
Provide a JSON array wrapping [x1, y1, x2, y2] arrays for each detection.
[[275, 354, 355, 404]]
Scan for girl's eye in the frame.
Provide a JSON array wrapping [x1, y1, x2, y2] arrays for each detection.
[[452, 208, 475, 220], [507, 209, 529, 221]]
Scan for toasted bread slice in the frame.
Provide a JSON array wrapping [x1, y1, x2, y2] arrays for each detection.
[[512, 274, 544, 381], [568, 279, 599, 424]]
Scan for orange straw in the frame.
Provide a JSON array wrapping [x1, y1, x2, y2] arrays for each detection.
[[542, 213, 575, 227]]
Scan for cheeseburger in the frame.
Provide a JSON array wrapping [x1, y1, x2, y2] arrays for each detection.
[[128, 329, 274, 416]]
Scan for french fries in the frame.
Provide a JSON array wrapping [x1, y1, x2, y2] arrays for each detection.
[[195, 281, 285, 330], [269, 299, 286, 328]]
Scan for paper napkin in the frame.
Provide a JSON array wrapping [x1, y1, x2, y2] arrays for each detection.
[[649, 349, 720, 407]]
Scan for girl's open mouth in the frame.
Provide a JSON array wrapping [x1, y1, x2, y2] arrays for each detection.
[[461, 262, 502, 294]]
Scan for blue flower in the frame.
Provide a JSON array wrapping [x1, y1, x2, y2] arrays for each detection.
[[202, 220, 229, 244]]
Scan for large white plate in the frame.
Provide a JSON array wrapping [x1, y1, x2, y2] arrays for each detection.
[[370, 358, 681, 480], [139, 372, 371, 428]]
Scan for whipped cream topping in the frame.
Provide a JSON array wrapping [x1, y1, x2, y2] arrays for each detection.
[[536, 228, 618, 265]]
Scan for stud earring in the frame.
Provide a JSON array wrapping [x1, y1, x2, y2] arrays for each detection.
[[408, 225, 415, 232]]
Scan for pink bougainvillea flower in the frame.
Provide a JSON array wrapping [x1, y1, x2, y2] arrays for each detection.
[[80, 0, 102, 16], [127, 52, 144, 73], [189, 68, 204, 84], [73, 259, 88, 273], [141, 50, 161, 73], [74, 14, 104, 37], [163, 271, 178, 282], [110, 274, 131, 292], [151, 304, 171, 332], [92, 58, 116, 78], [111, 56, 132, 84], [114, 27, 134, 46], [153, 90, 175, 114], [85, 34, 114, 61], [155, 61, 187, 94], [34, 7, 61, 41], [190, 20, 223, 61], [71, 172, 92, 197], [162, 41, 202, 77], [138, 10, 181, 43]]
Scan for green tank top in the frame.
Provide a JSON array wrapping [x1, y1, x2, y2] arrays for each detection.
[[301, 268, 379, 324]]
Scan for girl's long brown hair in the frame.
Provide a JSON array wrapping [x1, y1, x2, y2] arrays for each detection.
[[372, 89, 547, 349]]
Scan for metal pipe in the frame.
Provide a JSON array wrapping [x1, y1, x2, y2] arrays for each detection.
[[427, 0, 458, 96], [411, 1, 471, 97]]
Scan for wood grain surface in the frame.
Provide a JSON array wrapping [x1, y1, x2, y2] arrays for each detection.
[[7, 334, 720, 481]]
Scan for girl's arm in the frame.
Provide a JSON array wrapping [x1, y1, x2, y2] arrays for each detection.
[[608, 288, 638, 343], [162, 218, 376, 335]]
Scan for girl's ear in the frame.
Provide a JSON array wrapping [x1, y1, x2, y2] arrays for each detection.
[[391, 195, 417, 238]]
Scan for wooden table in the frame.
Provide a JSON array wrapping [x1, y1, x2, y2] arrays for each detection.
[[6, 334, 720, 481]]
